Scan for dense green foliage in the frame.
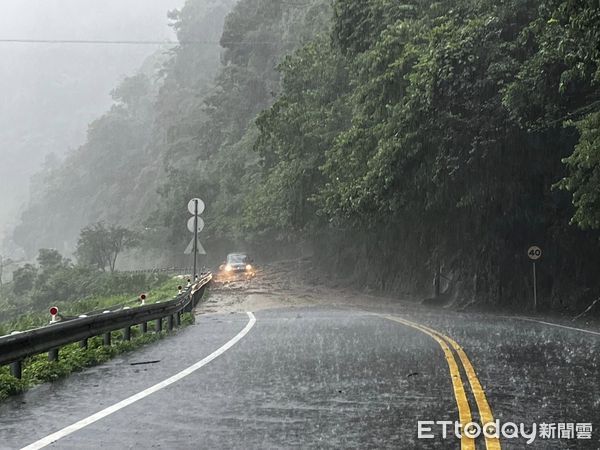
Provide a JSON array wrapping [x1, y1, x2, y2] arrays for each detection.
[[245, 0, 600, 308], [1, 255, 192, 401], [11, 0, 600, 310], [0, 248, 173, 331], [76, 222, 138, 272], [12, 0, 236, 261], [150, 0, 332, 251], [13, 68, 158, 257]]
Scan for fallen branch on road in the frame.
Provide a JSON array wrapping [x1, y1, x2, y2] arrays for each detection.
[[130, 360, 161, 366]]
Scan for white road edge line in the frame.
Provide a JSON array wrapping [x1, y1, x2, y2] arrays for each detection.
[[21, 311, 257, 450], [506, 316, 600, 337]]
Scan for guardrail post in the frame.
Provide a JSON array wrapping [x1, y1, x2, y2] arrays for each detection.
[[185, 294, 193, 313], [103, 332, 111, 346], [48, 348, 59, 362], [123, 326, 131, 341], [141, 322, 148, 333], [175, 311, 181, 327], [155, 317, 163, 333], [167, 315, 174, 331], [80, 338, 88, 349], [10, 360, 22, 379]]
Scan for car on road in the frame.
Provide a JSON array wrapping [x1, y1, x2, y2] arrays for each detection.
[[218, 253, 255, 279]]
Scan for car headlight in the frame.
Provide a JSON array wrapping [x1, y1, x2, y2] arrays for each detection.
[[225, 264, 233, 272], [246, 264, 252, 271]]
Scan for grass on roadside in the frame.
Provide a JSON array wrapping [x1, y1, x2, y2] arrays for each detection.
[[0, 312, 195, 401], [0, 277, 183, 336]]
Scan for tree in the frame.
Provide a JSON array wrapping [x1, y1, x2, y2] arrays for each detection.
[[75, 223, 138, 273], [8, 0, 600, 311], [557, 112, 600, 229], [0, 255, 11, 287], [37, 249, 69, 273], [12, 264, 37, 295], [249, 0, 600, 307]]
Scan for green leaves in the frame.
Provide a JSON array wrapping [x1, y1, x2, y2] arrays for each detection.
[[503, 0, 600, 130], [249, 0, 600, 306], [250, 36, 351, 234], [557, 112, 600, 229], [75, 223, 138, 273], [8, 0, 600, 308], [12, 264, 37, 296]]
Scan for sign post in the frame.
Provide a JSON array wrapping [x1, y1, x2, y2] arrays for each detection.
[[192, 200, 198, 282], [186, 198, 206, 281], [527, 246, 542, 312]]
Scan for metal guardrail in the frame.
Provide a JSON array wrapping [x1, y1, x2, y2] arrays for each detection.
[[0, 273, 212, 379]]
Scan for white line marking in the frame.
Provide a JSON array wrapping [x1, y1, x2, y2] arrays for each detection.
[[21, 312, 257, 450], [506, 316, 600, 337]]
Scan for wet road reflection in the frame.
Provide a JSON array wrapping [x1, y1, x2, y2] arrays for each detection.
[[1, 297, 599, 449]]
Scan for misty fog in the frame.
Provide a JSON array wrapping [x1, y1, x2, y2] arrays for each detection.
[[0, 0, 598, 317], [0, 0, 184, 251], [1, 3, 600, 447]]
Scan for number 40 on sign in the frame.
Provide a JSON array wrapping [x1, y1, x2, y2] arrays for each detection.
[[527, 245, 542, 311]]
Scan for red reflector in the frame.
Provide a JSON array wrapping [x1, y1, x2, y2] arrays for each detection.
[[49, 307, 58, 316]]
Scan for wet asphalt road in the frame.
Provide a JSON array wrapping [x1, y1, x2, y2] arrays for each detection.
[[1, 302, 599, 449]]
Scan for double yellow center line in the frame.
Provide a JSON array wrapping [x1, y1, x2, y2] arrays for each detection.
[[382, 315, 501, 450]]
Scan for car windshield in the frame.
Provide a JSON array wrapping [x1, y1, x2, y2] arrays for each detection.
[[227, 254, 247, 264]]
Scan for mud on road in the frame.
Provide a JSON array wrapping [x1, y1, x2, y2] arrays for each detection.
[[200, 259, 412, 315]]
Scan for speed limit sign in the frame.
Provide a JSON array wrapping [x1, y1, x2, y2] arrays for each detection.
[[527, 245, 542, 311], [527, 246, 542, 260]]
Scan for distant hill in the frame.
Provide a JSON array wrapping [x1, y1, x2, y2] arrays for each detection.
[[0, 0, 185, 256]]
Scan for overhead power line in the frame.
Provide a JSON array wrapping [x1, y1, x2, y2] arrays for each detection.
[[0, 38, 180, 45], [0, 38, 298, 46]]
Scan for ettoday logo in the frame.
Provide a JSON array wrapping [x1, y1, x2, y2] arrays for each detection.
[[418, 421, 593, 444]]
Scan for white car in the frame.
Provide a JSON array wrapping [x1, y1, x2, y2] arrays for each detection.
[[219, 253, 255, 277]]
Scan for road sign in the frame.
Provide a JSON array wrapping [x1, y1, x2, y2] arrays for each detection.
[[187, 216, 205, 233], [527, 246, 542, 260], [527, 246, 542, 312], [187, 198, 205, 215], [184, 238, 206, 255], [187, 197, 206, 280]]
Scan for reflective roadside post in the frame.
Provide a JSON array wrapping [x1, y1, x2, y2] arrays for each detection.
[[527, 246, 542, 312], [49, 306, 59, 323]]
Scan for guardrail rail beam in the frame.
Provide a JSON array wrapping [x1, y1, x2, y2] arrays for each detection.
[[0, 273, 212, 381]]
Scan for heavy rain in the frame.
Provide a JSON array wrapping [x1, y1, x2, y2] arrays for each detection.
[[1, 1, 600, 449]]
